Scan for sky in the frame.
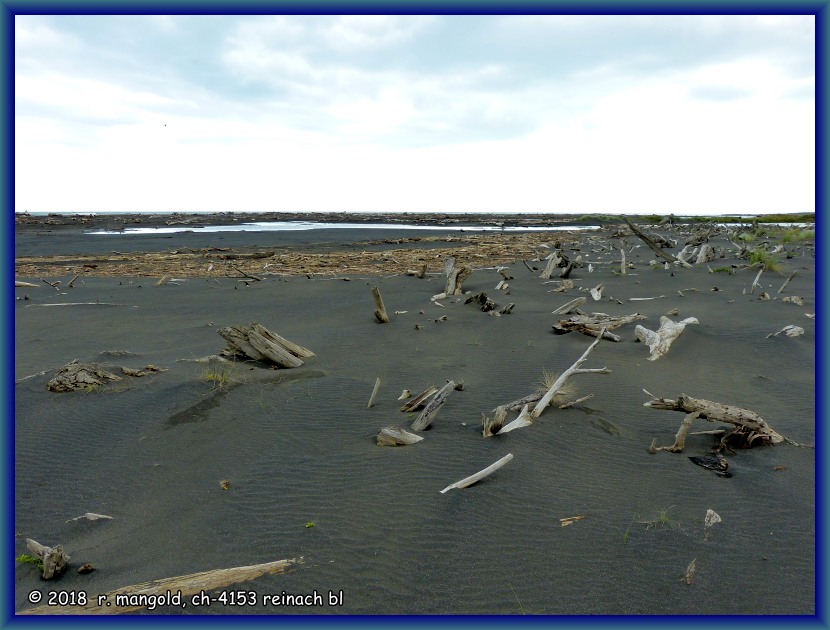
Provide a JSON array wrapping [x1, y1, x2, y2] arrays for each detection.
[[13, 14, 815, 215]]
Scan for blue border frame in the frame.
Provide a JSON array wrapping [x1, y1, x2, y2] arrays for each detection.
[[3, 2, 825, 628]]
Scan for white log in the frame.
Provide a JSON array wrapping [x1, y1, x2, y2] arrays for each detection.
[[15, 280, 40, 288], [498, 404, 534, 434], [695, 244, 715, 264], [634, 316, 699, 361], [552, 296, 587, 315], [367, 377, 381, 409], [540, 253, 561, 279], [440, 453, 514, 493], [589, 283, 604, 301], [531, 333, 610, 418], [26, 539, 70, 580]]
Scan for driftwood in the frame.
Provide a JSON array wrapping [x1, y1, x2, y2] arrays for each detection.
[[15, 280, 40, 288], [411, 380, 456, 431], [465, 292, 496, 312], [483, 404, 533, 437], [552, 296, 586, 315], [695, 244, 715, 264], [634, 316, 698, 360], [25, 539, 70, 580], [622, 218, 678, 264], [218, 323, 312, 368], [532, 333, 610, 418], [644, 394, 785, 447], [589, 283, 604, 301], [377, 426, 424, 446], [766, 325, 804, 338], [367, 377, 381, 408], [440, 453, 513, 493], [540, 253, 562, 279], [372, 286, 390, 323], [21, 557, 304, 615], [553, 312, 646, 340], [47, 361, 123, 392], [777, 270, 798, 293], [400, 385, 438, 412], [444, 257, 472, 295]]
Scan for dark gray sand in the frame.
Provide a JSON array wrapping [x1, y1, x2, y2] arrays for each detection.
[[14, 223, 815, 615]]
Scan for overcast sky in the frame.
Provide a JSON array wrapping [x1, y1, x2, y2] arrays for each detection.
[[14, 14, 815, 215]]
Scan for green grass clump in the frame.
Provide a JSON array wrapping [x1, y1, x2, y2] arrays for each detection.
[[781, 228, 815, 243], [199, 364, 239, 391], [748, 249, 782, 272], [16, 554, 43, 570], [737, 232, 757, 243], [711, 266, 731, 273]]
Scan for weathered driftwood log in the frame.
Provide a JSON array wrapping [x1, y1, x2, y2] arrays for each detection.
[[634, 316, 699, 360], [444, 257, 472, 295], [26, 538, 69, 579], [218, 323, 312, 368], [377, 426, 424, 446], [623, 217, 678, 264], [532, 333, 610, 418], [553, 312, 646, 340], [777, 270, 798, 294], [589, 283, 604, 301], [695, 244, 715, 265], [411, 380, 455, 431], [372, 286, 390, 323], [750, 268, 764, 294], [47, 361, 123, 392], [644, 394, 784, 445], [400, 385, 438, 412], [766, 325, 804, 338], [648, 411, 701, 453], [120, 365, 167, 377], [540, 253, 562, 279], [15, 280, 40, 288], [21, 557, 304, 615], [440, 453, 513, 493]]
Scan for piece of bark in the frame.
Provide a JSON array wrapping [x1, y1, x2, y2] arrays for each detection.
[[400, 385, 438, 412], [644, 393, 784, 444], [21, 557, 304, 615], [634, 316, 699, 360], [377, 426, 424, 446], [532, 333, 610, 418], [47, 361, 123, 392], [411, 380, 455, 431], [440, 453, 514, 493], [372, 286, 390, 323], [26, 539, 69, 580]]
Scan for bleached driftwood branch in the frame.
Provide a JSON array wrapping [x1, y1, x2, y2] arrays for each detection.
[[25, 539, 69, 580], [531, 333, 610, 418], [411, 380, 456, 431], [634, 316, 699, 360], [377, 426, 424, 446], [372, 286, 390, 323], [440, 453, 514, 493], [553, 312, 646, 340]]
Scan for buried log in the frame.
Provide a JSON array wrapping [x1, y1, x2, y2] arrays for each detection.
[[532, 332, 610, 418], [440, 453, 514, 493], [634, 316, 699, 360], [25, 538, 70, 580], [377, 426, 424, 446], [372, 286, 390, 323], [553, 312, 646, 340], [21, 557, 304, 615], [465, 292, 496, 312], [622, 217, 679, 264], [411, 380, 456, 431], [644, 394, 785, 448], [218, 323, 312, 368], [47, 360, 123, 392]]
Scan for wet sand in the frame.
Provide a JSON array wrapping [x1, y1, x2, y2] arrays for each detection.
[[13, 215, 816, 616]]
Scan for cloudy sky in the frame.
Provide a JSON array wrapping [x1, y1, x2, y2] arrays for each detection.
[[14, 14, 814, 215]]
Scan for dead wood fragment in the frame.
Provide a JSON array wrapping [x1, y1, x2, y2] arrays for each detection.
[[66, 512, 113, 523], [444, 256, 472, 295], [67, 274, 81, 288], [552, 296, 587, 315], [695, 244, 716, 264], [21, 557, 304, 615], [589, 283, 604, 301], [498, 303, 515, 315], [622, 218, 679, 264], [553, 312, 646, 340], [782, 296, 803, 306], [400, 385, 438, 412], [766, 325, 805, 338], [367, 377, 381, 409], [532, 333, 610, 418], [777, 270, 798, 293], [218, 323, 311, 367], [26, 539, 69, 580], [440, 453, 514, 493], [411, 380, 456, 431], [465, 292, 496, 312], [377, 426, 424, 446], [644, 393, 784, 446], [15, 280, 39, 288], [47, 361, 123, 392], [372, 286, 390, 323], [121, 365, 167, 377], [634, 316, 699, 360]]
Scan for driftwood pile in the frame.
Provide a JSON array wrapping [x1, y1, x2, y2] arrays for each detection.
[[47, 360, 168, 392], [218, 323, 314, 368]]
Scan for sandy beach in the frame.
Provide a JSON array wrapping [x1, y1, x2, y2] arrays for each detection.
[[13, 213, 816, 616]]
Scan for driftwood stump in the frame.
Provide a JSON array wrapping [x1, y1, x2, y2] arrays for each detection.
[[218, 323, 313, 368], [444, 257, 472, 295], [47, 361, 123, 392], [634, 316, 698, 360], [26, 539, 70, 579]]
